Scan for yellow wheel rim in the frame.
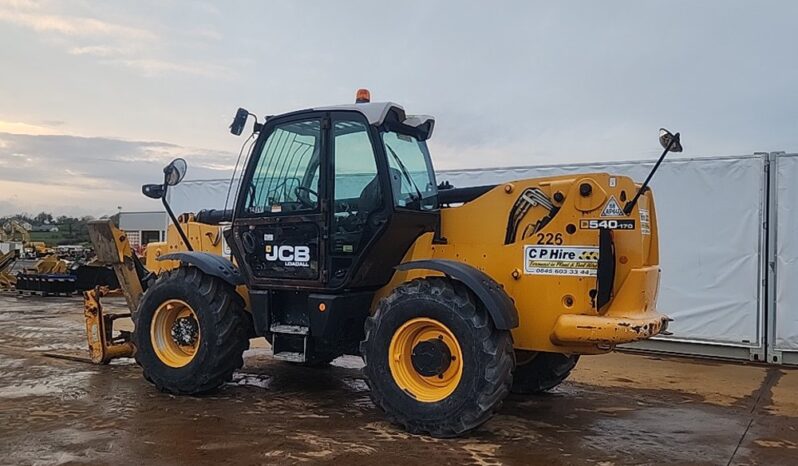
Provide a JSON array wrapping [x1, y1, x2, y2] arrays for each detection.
[[388, 317, 463, 403], [151, 299, 200, 368]]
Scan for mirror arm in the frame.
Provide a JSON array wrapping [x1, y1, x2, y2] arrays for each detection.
[[623, 132, 679, 215], [161, 180, 194, 252]]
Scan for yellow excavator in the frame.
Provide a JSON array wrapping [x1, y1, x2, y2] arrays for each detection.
[[86, 90, 677, 437], [0, 249, 19, 288], [0, 220, 31, 243], [25, 241, 55, 258]]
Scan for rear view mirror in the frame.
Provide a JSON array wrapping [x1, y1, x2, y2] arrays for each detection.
[[164, 158, 188, 186], [142, 183, 165, 199], [659, 128, 683, 153], [230, 108, 250, 136]]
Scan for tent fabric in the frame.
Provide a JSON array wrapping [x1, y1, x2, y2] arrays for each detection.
[[169, 179, 235, 216], [166, 155, 768, 348], [438, 156, 766, 347], [775, 154, 798, 351]]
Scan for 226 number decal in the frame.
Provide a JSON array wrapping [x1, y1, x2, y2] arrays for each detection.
[[536, 233, 563, 245]]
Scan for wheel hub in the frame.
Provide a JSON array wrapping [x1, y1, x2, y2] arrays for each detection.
[[388, 317, 464, 403], [151, 299, 201, 368], [411, 338, 452, 377], [171, 316, 199, 346]]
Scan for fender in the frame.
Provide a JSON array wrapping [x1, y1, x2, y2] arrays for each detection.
[[396, 259, 519, 330], [158, 252, 244, 287]]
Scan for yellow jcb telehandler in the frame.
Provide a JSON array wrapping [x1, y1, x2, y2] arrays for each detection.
[[86, 90, 678, 437]]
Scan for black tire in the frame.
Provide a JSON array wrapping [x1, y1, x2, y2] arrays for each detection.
[[362, 277, 515, 438], [511, 352, 579, 394], [133, 267, 251, 395]]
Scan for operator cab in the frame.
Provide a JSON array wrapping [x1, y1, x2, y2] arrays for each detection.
[[229, 90, 439, 291]]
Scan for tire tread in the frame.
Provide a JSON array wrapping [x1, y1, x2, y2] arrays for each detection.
[[133, 266, 250, 395], [362, 277, 515, 437]]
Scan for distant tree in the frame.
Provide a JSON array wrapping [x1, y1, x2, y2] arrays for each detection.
[[34, 212, 53, 224]]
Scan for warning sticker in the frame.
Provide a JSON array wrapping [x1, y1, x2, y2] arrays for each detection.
[[524, 245, 599, 276], [639, 208, 651, 235], [600, 196, 624, 217]]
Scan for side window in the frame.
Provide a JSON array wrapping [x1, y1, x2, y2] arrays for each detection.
[[246, 119, 321, 215], [332, 120, 381, 256], [382, 131, 437, 210]]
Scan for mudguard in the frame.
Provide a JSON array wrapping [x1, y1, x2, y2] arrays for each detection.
[[396, 259, 519, 330], [157, 252, 244, 287]]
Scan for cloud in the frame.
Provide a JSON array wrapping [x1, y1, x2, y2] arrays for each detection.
[[103, 58, 232, 79], [68, 45, 131, 58], [0, 0, 231, 78], [0, 132, 236, 217], [0, 7, 154, 41], [0, 118, 80, 139], [0, 120, 65, 136]]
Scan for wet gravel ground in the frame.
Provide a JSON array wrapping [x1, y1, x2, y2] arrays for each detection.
[[0, 293, 796, 465]]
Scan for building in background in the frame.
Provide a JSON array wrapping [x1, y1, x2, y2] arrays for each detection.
[[118, 211, 167, 251]]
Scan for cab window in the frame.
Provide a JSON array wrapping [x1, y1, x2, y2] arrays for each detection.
[[332, 119, 381, 256], [246, 119, 321, 215], [381, 131, 437, 210]]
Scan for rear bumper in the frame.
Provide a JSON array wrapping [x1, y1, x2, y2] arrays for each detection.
[[551, 312, 670, 346]]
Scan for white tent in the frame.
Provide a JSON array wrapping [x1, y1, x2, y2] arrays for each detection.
[[162, 153, 797, 364]]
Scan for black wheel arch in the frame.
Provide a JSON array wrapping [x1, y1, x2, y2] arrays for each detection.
[[158, 252, 244, 287], [395, 259, 519, 330]]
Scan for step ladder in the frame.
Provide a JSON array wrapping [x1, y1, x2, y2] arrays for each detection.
[[269, 323, 309, 363]]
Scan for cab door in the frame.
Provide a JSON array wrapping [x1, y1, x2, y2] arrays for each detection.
[[231, 114, 329, 288], [327, 113, 388, 287]]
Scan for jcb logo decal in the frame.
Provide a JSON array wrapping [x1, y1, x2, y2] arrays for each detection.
[[265, 245, 310, 263]]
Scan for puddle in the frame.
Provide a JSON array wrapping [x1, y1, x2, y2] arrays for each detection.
[[331, 355, 364, 369], [341, 377, 369, 393], [0, 371, 95, 399], [230, 373, 273, 389]]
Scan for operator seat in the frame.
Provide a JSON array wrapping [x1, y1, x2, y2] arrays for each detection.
[[356, 167, 402, 227]]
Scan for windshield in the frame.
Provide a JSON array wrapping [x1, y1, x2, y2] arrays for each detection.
[[245, 119, 321, 215], [381, 131, 437, 210]]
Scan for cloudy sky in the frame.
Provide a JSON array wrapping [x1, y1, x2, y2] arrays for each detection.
[[1, 0, 796, 217]]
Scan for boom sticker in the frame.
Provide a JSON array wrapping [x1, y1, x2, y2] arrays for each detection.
[[524, 245, 599, 276], [639, 208, 651, 235]]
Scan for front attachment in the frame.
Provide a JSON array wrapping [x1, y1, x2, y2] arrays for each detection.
[[83, 286, 135, 364]]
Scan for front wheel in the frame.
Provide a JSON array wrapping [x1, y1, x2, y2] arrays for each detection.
[[133, 267, 251, 395], [362, 277, 515, 438]]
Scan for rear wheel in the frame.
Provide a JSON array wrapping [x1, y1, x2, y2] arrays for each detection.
[[133, 267, 251, 395], [362, 277, 514, 437], [511, 352, 579, 394]]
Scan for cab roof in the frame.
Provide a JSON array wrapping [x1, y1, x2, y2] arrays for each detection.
[[313, 101, 435, 139]]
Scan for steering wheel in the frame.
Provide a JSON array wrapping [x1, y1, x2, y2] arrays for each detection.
[[294, 186, 318, 208]]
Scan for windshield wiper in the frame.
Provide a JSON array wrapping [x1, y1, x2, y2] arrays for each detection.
[[385, 143, 424, 205]]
